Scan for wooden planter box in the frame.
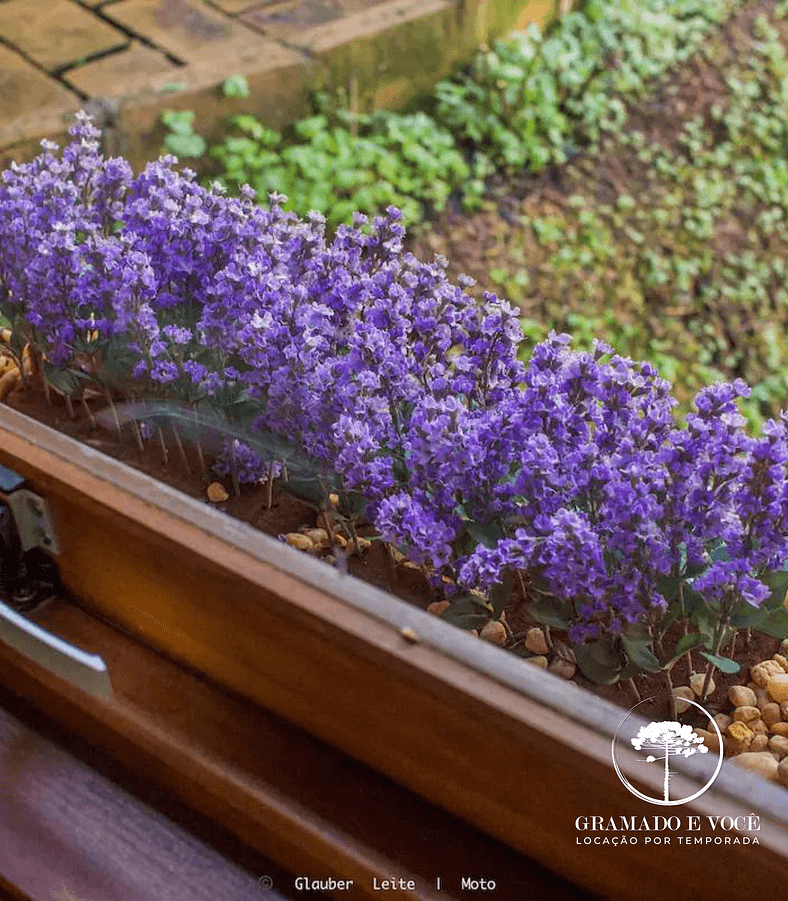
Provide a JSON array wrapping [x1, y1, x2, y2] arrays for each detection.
[[1, 403, 787, 898]]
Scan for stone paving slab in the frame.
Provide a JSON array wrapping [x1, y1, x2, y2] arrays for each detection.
[[63, 42, 179, 99], [241, 0, 390, 44], [0, 44, 80, 128], [104, 0, 273, 65], [208, 0, 271, 12], [299, 0, 456, 54], [297, 0, 474, 114], [0, 0, 128, 72], [114, 44, 312, 166]]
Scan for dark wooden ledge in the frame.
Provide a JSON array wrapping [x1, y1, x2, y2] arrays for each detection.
[[0, 597, 594, 901], [0, 682, 290, 901]]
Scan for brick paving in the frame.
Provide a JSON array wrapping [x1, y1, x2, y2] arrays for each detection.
[[0, 0, 564, 170]]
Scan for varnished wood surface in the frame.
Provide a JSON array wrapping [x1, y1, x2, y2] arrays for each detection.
[[1, 405, 788, 901], [0, 699, 287, 901], [0, 598, 596, 901]]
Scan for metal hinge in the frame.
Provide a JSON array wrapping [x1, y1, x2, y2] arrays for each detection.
[[0, 466, 109, 698], [4, 488, 59, 556]]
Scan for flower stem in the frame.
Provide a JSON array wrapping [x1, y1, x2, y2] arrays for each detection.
[[81, 396, 97, 430], [655, 636, 677, 719], [157, 426, 169, 465], [699, 615, 728, 704], [106, 391, 122, 444], [266, 460, 276, 509], [192, 406, 207, 476], [130, 416, 144, 453], [228, 440, 240, 497], [172, 424, 190, 473], [665, 669, 677, 720], [676, 580, 694, 675]]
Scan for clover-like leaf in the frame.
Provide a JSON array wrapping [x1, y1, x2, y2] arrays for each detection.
[[526, 588, 571, 629], [223, 75, 250, 98]]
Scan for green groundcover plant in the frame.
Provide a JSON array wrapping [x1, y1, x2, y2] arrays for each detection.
[[163, 92, 474, 231], [434, 0, 736, 176], [162, 0, 735, 230], [2, 116, 787, 713], [495, 0, 788, 431]]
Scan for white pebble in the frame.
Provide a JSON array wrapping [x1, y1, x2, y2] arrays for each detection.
[[730, 751, 779, 782]]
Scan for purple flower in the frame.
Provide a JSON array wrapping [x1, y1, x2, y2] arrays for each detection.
[[4, 113, 788, 650]]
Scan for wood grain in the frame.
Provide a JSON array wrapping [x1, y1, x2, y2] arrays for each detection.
[[0, 699, 284, 901], [0, 598, 592, 901]]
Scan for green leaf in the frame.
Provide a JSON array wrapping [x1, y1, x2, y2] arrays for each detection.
[[655, 573, 680, 605], [160, 110, 196, 135], [618, 659, 642, 681], [621, 628, 661, 673], [335, 489, 367, 521], [94, 334, 137, 385], [488, 572, 514, 620], [43, 363, 85, 398], [654, 609, 678, 642], [442, 595, 491, 631], [660, 632, 703, 669], [164, 132, 207, 158], [757, 604, 788, 639], [526, 589, 571, 629], [282, 473, 327, 509], [575, 637, 623, 685], [674, 632, 704, 657], [294, 115, 329, 141], [690, 599, 719, 646], [700, 652, 740, 674], [729, 601, 770, 629], [223, 74, 250, 98], [464, 519, 504, 549], [761, 569, 788, 609], [680, 582, 707, 617]]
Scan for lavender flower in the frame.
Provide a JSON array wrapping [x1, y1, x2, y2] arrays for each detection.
[[3, 114, 788, 659]]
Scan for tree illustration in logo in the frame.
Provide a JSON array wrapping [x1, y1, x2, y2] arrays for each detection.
[[631, 721, 708, 802]]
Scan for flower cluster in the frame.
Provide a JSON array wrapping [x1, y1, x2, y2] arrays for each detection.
[[454, 343, 788, 643], [2, 115, 788, 660]]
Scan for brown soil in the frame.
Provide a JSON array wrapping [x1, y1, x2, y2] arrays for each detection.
[[4, 387, 780, 728]]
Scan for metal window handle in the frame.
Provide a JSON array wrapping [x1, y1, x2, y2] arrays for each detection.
[[0, 598, 112, 700]]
